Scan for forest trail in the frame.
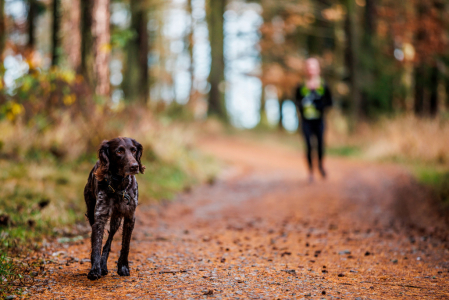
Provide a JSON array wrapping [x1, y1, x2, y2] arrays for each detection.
[[28, 135, 449, 299]]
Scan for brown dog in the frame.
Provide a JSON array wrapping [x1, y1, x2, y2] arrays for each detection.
[[84, 137, 145, 280]]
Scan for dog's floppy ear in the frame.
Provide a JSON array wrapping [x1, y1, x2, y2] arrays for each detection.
[[95, 140, 110, 181], [132, 139, 146, 174]]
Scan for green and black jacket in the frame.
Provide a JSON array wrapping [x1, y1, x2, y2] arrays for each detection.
[[294, 81, 333, 121]]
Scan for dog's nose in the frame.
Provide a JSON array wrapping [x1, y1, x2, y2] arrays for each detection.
[[130, 163, 138, 172]]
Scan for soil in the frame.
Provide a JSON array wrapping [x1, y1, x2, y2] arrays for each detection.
[[22, 135, 449, 299]]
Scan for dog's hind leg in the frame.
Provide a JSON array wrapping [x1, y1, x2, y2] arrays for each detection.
[[100, 213, 122, 276], [84, 185, 96, 227], [117, 216, 135, 276]]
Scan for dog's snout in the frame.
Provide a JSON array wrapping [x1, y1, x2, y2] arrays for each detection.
[[130, 163, 138, 172]]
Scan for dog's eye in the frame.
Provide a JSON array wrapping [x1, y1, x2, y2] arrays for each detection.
[[116, 149, 124, 155], [131, 148, 136, 153]]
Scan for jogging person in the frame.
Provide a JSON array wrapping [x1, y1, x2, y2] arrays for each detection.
[[294, 58, 333, 182]]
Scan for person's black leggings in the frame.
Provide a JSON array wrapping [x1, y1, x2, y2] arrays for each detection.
[[301, 119, 324, 172]]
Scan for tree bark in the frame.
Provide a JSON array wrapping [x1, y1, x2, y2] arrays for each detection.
[[278, 97, 285, 131], [51, 0, 61, 66], [364, 0, 376, 36], [446, 76, 449, 111], [124, 0, 149, 103], [27, 0, 37, 49], [0, 0, 5, 57], [62, 0, 81, 70], [429, 66, 438, 116], [361, 0, 377, 116], [413, 64, 425, 115], [207, 0, 226, 120], [413, 3, 427, 116], [259, 84, 267, 126], [344, 0, 362, 122], [80, 0, 94, 80], [187, 0, 194, 101], [92, 0, 110, 97]]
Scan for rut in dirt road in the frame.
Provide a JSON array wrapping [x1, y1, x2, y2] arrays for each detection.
[[27, 136, 449, 299]]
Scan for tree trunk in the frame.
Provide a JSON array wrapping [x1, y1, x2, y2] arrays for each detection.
[[51, 0, 61, 66], [124, 0, 149, 103], [187, 0, 194, 101], [306, 34, 319, 55], [0, 0, 5, 57], [446, 76, 449, 111], [92, 0, 110, 97], [365, 0, 375, 36], [361, 0, 377, 116], [413, 64, 425, 115], [27, 0, 37, 49], [259, 84, 267, 126], [207, 0, 226, 119], [429, 66, 438, 116], [278, 97, 285, 131], [306, 8, 328, 54], [413, 3, 427, 116], [333, 7, 345, 104], [80, 0, 94, 80], [62, 0, 81, 70], [344, 0, 362, 122]]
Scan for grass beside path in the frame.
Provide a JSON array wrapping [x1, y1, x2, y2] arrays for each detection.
[[414, 166, 449, 206], [0, 158, 204, 244]]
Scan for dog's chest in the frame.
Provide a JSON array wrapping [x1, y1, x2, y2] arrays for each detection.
[[112, 189, 137, 217]]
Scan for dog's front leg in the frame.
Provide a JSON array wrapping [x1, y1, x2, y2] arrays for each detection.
[[117, 216, 135, 276], [88, 192, 111, 280], [100, 213, 122, 276]]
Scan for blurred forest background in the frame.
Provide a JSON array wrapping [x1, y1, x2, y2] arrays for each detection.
[[1, 0, 449, 252]]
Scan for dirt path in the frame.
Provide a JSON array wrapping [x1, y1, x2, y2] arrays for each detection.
[[26, 136, 449, 299]]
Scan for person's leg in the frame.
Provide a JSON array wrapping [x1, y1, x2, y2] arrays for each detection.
[[301, 120, 313, 181], [316, 120, 326, 178]]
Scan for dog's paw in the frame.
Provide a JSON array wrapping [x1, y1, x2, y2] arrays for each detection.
[[100, 258, 109, 276], [117, 264, 130, 276], [87, 268, 102, 280]]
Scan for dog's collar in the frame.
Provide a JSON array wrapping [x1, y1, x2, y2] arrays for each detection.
[[110, 174, 126, 182], [101, 175, 132, 205]]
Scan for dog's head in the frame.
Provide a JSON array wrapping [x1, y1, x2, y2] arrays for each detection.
[[95, 137, 146, 181]]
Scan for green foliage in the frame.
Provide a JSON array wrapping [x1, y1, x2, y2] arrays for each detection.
[[111, 28, 137, 49], [0, 67, 91, 122], [0, 253, 16, 282], [139, 161, 189, 200], [327, 145, 361, 157], [0, 252, 19, 297], [415, 168, 449, 204], [162, 102, 195, 123], [0, 161, 90, 234]]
